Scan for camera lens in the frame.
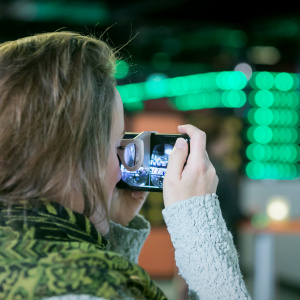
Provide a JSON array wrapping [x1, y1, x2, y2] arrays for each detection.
[[124, 143, 138, 167]]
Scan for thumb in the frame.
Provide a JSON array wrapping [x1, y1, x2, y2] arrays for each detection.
[[165, 138, 188, 181]]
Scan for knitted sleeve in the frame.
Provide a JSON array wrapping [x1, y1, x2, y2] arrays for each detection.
[[104, 214, 151, 263], [162, 194, 252, 300]]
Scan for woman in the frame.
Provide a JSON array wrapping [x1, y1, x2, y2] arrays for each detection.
[[0, 32, 251, 299]]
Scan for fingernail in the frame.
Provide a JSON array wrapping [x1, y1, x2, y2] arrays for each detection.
[[175, 138, 186, 149]]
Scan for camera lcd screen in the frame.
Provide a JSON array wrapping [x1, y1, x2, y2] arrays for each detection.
[[117, 133, 189, 192]]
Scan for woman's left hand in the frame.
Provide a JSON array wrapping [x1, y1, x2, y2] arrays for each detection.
[[109, 188, 148, 227]]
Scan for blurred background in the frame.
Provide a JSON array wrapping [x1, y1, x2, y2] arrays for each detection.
[[1, 1, 300, 299]]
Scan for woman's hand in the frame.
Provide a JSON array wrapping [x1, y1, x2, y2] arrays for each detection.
[[163, 124, 218, 207], [109, 188, 148, 226]]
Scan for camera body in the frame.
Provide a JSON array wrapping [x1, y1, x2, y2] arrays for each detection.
[[116, 132, 190, 192]]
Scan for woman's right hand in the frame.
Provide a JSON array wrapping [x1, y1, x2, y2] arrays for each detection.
[[163, 124, 219, 207]]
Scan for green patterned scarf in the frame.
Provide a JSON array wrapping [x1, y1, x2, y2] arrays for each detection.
[[0, 200, 167, 300]]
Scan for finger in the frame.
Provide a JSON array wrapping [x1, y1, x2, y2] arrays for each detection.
[[178, 124, 207, 161], [165, 137, 188, 181], [205, 150, 212, 163]]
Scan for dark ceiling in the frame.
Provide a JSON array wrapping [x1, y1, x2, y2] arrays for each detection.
[[1, 0, 300, 82]]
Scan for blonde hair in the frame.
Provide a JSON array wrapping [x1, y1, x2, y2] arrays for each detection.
[[0, 31, 117, 217]]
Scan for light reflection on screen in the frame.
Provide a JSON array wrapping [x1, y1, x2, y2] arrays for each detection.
[[121, 144, 173, 188]]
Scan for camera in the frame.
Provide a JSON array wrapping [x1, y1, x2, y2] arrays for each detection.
[[116, 131, 190, 192]]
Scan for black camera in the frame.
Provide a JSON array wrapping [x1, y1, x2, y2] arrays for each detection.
[[116, 131, 190, 192]]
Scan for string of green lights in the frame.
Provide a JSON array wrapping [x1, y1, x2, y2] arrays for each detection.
[[117, 71, 247, 105], [115, 67, 300, 180], [246, 72, 300, 180]]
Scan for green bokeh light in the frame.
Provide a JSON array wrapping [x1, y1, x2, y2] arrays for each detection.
[[26, 1, 110, 24], [246, 144, 300, 162], [173, 89, 247, 111], [247, 126, 299, 144], [174, 92, 222, 110], [274, 72, 294, 91], [123, 101, 144, 112], [253, 126, 273, 144], [250, 108, 299, 126], [216, 71, 247, 90], [246, 161, 298, 180], [253, 108, 273, 125], [291, 74, 300, 90], [252, 90, 300, 108], [221, 90, 246, 108], [145, 74, 168, 99], [272, 127, 299, 144], [118, 71, 246, 103], [254, 90, 274, 107], [115, 60, 129, 79], [254, 72, 274, 90], [251, 72, 298, 91], [117, 83, 144, 103], [246, 161, 266, 179]]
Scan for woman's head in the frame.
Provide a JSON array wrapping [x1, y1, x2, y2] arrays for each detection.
[[0, 31, 120, 220]]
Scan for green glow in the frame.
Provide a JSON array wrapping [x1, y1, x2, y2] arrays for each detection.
[[251, 72, 299, 91], [246, 72, 300, 180], [118, 71, 246, 103], [254, 90, 274, 107], [248, 126, 299, 144], [246, 144, 300, 162], [250, 108, 299, 126], [274, 72, 294, 91], [173, 89, 247, 111], [216, 71, 247, 90], [117, 83, 144, 103], [174, 92, 222, 110], [28, 1, 109, 24], [253, 126, 273, 144], [272, 127, 296, 144], [145, 74, 168, 99], [253, 108, 273, 125], [246, 161, 298, 180], [221, 90, 246, 107], [254, 72, 274, 90], [246, 144, 266, 161], [167, 77, 185, 97], [119, 71, 300, 104], [246, 126, 256, 143], [252, 90, 300, 109], [115, 60, 129, 79], [291, 74, 300, 89], [246, 161, 265, 179], [287, 92, 300, 108], [123, 101, 144, 112], [247, 108, 256, 125], [118, 70, 300, 183]]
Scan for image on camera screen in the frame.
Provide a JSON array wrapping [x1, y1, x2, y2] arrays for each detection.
[[120, 143, 173, 189]]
